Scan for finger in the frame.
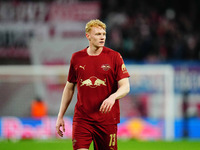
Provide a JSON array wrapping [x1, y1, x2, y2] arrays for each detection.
[[104, 103, 110, 113], [107, 105, 113, 113], [62, 123, 65, 132], [99, 102, 105, 112], [58, 130, 62, 136], [101, 103, 107, 113], [104, 104, 111, 113], [56, 124, 63, 137], [102, 104, 107, 113], [59, 132, 63, 137], [57, 128, 63, 137], [108, 105, 112, 112], [56, 125, 60, 133]]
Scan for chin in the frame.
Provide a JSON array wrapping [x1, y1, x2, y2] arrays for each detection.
[[99, 44, 105, 47]]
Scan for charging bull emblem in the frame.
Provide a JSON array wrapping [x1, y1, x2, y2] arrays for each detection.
[[80, 79, 92, 87], [80, 76, 106, 88]]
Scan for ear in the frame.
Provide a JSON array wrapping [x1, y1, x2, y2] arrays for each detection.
[[86, 33, 90, 41]]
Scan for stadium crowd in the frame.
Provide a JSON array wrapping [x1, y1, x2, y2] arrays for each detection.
[[0, 0, 200, 64], [100, 0, 200, 62]]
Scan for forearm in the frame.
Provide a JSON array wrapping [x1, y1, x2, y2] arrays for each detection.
[[99, 78, 130, 113], [113, 85, 129, 100], [57, 82, 75, 118], [112, 78, 130, 100]]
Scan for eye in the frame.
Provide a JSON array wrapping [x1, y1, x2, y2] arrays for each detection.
[[95, 32, 106, 36]]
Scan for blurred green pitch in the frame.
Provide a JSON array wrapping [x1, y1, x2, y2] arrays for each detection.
[[0, 139, 199, 150]]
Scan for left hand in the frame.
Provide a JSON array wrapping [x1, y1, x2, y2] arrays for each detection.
[[99, 94, 116, 113]]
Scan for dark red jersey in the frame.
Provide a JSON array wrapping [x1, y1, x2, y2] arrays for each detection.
[[68, 46, 130, 124]]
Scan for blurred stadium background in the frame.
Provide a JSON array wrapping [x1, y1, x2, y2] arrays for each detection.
[[0, 0, 200, 149]]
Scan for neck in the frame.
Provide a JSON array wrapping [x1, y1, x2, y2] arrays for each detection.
[[87, 46, 103, 56]]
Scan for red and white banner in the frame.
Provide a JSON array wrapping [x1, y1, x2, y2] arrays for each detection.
[[0, 117, 162, 140], [49, 2, 100, 22]]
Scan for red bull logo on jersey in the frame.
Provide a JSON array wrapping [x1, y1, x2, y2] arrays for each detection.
[[101, 64, 111, 71], [80, 79, 93, 87], [80, 76, 106, 88]]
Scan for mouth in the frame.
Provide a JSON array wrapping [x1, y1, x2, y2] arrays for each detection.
[[99, 41, 105, 44]]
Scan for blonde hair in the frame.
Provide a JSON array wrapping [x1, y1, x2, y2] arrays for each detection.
[[85, 19, 106, 33]]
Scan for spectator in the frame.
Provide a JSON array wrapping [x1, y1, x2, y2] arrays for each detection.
[[31, 97, 48, 119]]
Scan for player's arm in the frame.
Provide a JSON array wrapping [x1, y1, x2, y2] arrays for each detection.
[[114, 77, 130, 99], [56, 81, 76, 137], [99, 77, 130, 113]]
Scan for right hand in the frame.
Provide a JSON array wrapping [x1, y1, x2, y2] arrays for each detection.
[[56, 117, 65, 137]]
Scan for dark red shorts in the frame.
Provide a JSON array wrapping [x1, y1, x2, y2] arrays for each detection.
[[72, 121, 118, 150]]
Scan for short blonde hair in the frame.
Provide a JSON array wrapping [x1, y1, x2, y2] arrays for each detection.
[[85, 19, 106, 33]]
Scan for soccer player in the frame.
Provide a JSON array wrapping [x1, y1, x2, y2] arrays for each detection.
[[56, 19, 130, 150]]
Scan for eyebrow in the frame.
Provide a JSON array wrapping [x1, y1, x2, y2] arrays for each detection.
[[95, 31, 106, 35]]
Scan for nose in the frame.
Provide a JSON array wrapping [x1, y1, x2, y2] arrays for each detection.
[[100, 34, 106, 39]]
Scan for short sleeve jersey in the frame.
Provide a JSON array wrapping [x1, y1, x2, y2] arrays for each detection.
[[68, 46, 130, 124]]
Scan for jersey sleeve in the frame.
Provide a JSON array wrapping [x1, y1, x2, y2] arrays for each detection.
[[67, 54, 77, 83], [115, 52, 130, 81]]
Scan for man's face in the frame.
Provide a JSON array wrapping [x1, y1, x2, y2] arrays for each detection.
[[86, 26, 106, 48]]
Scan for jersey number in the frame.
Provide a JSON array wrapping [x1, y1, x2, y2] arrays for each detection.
[[109, 133, 116, 146]]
